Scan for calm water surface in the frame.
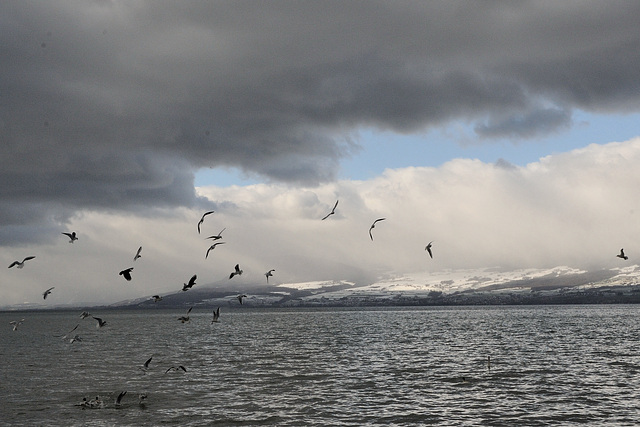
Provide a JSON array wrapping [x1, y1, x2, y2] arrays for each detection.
[[2, 305, 640, 426]]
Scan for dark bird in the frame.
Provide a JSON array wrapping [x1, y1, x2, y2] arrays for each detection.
[[165, 365, 187, 374], [43, 287, 55, 300], [182, 274, 197, 291], [321, 200, 339, 220], [617, 248, 629, 260], [139, 357, 153, 373], [425, 241, 433, 259], [178, 307, 193, 323], [138, 394, 147, 406], [211, 307, 220, 323], [93, 317, 107, 328], [237, 294, 248, 305], [368, 218, 386, 241], [205, 242, 225, 259], [205, 228, 226, 240], [229, 264, 243, 279], [133, 246, 142, 261], [115, 391, 127, 406], [151, 295, 163, 302], [8, 256, 36, 269], [197, 210, 215, 234], [80, 311, 91, 319], [265, 269, 275, 283], [62, 232, 78, 243], [119, 267, 134, 281]]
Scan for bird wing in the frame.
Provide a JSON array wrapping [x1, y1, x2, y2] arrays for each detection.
[[24, 256, 36, 261], [189, 274, 197, 287], [205, 246, 213, 259], [234, 264, 241, 273], [144, 357, 152, 368], [186, 307, 193, 314], [116, 391, 127, 404], [8, 261, 19, 268]]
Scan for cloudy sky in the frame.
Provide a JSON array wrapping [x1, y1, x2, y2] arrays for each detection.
[[2, 1, 640, 306]]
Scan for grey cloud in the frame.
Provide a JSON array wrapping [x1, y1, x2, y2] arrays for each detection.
[[1, 1, 640, 233]]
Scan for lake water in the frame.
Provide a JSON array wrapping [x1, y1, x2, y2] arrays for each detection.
[[2, 305, 640, 426]]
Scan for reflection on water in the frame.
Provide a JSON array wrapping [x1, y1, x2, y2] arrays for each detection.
[[2, 305, 640, 426]]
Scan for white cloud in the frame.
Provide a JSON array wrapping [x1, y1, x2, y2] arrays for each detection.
[[2, 137, 639, 306]]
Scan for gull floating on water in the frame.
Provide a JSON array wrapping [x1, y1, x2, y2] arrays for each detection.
[[237, 294, 248, 305], [211, 307, 220, 323], [43, 287, 55, 300], [151, 295, 163, 302], [321, 200, 339, 220], [265, 269, 275, 283], [205, 242, 225, 259], [9, 319, 25, 331], [205, 228, 226, 240], [425, 241, 433, 259], [182, 274, 197, 291], [178, 307, 193, 323], [229, 264, 243, 279], [617, 248, 629, 260], [197, 210, 215, 234], [368, 218, 386, 241], [8, 256, 35, 269], [93, 317, 107, 328], [133, 246, 142, 261], [138, 393, 147, 406], [165, 365, 187, 374], [62, 232, 78, 243], [119, 267, 134, 281]]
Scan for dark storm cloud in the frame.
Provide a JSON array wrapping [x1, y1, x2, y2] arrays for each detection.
[[1, 1, 639, 234]]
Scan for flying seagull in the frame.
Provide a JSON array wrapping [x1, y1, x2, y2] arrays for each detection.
[[133, 246, 142, 261], [115, 391, 127, 406], [617, 248, 629, 260], [139, 357, 153, 373], [368, 218, 386, 241], [119, 267, 134, 281], [205, 228, 226, 240], [8, 256, 35, 269], [151, 295, 163, 302], [54, 323, 79, 339], [165, 365, 187, 374], [205, 242, 225, 259], [425, 241, 433, 259], [321, 200, 339, 220], [178, 307, 193, 323], [211, 307, 220, 323], [182, 274, 197, 291], [9, 319, 25, 331], [265, 269, 275, 283], [93, 317, 107, 328], [237, 294, 248, 305], [43, 287, 55, 300], [80, 311, 91, 319], [229, 264, 243, 279], [62, 232, 78, 243], [197, 210, 215, 234]]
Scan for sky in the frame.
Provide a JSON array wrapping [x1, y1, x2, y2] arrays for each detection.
[[2, 1, 640, 306]]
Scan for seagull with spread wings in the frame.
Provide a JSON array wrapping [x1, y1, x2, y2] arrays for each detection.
[[205, 242, 225, 259], [229, 264, 243, 279], [425, 241, 434, 259], [321, 200, 339, 220], [617, 248, 629, 260], [43, 287, 55, 300], [178, 307, 193, 323], [211, 307, 220, 323], [62, 232, 78, 243], [265, 269, 275, 283], [205, 228, 226, 240], [368, 218, 386, 241], [119, 267, 134, 281], [8, 256, 35, 269], [197, 210, 215, 234], [133, 246, 142, 261], [182, 274, 197, 291]]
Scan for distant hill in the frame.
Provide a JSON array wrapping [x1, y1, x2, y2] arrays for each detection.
[[108, 265, 640, 309]]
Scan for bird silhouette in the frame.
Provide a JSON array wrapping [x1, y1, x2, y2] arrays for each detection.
[[119, 267, 134, 281], [62, 232, 78, 243], [211, 307, 220, 323], [205, 242, 225, 259], [617, 248, 629, 260], [182, 274, 197, 291], [425, 241, 433, 259], [229, 264, 243, 279], [265, 269, 275, 283], [321, 200, 339, 220], [197, 211, 215, 234], [178, 307, 193, 323], [369, 218, 386, 241], [237, 294, 248, 305], [93, 317, 107, 328], [43, 287, 55, 300], [8, 256, 36, 269], [133, 246, 142, 261], [205, 228, 226, 240]]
